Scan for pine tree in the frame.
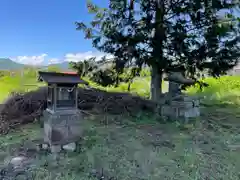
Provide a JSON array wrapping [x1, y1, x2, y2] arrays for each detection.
[[76, 0, 240, 101]]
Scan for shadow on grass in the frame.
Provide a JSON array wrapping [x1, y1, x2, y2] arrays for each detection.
[[0, 103, 239, 180]]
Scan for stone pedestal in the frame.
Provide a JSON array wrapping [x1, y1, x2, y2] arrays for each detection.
[[161, 95, 200, 122], [41, 108, 82, 152]]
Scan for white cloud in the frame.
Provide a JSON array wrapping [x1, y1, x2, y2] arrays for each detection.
[[48, 58, 61, 65], [11, 51, 114, 65], [12, 54, 47, 65], [64, 51, 114, 62]]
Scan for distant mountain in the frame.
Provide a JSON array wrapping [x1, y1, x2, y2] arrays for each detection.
[[0, 58, 25, 70], [0, 58, 72, 71]]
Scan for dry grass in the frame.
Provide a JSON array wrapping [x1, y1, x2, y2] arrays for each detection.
[[0, 87, 156, 134], [0, 104, 239, 180]]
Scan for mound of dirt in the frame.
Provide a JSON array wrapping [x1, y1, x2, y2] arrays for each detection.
[[0, 87, 157, 134]]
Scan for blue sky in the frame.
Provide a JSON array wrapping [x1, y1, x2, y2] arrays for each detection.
[[0, 0, 109, 65], [0, 1, 239, 66]]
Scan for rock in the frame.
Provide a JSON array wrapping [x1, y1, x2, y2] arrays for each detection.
[[165, 72, 195, 85], [8, 156, 31, 168], [50, 145, 61, 153], [42, 143, 49, 150], [62, 142, 76, 152]]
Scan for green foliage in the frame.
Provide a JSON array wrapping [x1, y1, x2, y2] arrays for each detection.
[[22, 67, 38, 78], [0, 70, 44, 102], [0, 70, 9, 78], [76, 0, 240, 99], [69, 57, 98, 76], [187, 75, 240, 105], [69, 57, 116, 86], [69, 56, 141, 90], [47, 65, 61, 72], [0, 66, 240, 105]]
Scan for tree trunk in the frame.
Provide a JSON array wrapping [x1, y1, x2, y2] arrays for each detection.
[[150, 66, 162, 101], [127, 79, 133, 92], [114, 74, 120, 87], [150, 1, 165, 102]]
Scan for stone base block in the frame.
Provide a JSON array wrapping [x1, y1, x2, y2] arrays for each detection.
[[51, 145, 61, 153], [42, 109, 83, 148], [161, 96, 200, 121]]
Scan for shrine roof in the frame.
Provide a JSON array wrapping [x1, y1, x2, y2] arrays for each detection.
[[38, 71, 88, 85]]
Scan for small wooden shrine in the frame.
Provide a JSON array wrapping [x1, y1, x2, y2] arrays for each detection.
[[38, 71, 88, 152]]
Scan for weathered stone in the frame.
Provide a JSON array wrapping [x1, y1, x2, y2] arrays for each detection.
[[168, 81, 181, 95], [165, 71, 197, 100], [42, 144, 49, 150], [160, 95, 200, 122], [50, 145, 61, 153], [62, 142, 76, 152], [5, 156, 32, 169], [10, 156, 27, 166], [166, 72, 195, 85], [43, 109, 83, 148]]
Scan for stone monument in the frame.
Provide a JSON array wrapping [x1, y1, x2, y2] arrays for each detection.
[[162, 71, 200, 122], [38, 71, 88, 153]]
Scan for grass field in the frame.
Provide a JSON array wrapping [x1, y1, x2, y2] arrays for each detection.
[[0, 75, 43, 102], [0, 73, 239, 179]]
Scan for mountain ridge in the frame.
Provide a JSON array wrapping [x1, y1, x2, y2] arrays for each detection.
[[0, 58, 25, 70], [0, 58, 71, 71]]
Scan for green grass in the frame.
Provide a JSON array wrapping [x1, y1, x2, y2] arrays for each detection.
[[187, 75, 240, 105], [0, 71, 239, 103], [0, 75, 44, 102], [0, 73, 239, 179], [82, 75, 168, 98], [0, 109, 239, 180]]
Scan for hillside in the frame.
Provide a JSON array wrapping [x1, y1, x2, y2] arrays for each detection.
[[0, 58, 73, 71], [0, 58, 25, 70]]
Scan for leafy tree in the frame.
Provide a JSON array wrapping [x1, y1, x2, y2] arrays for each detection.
[[69, 57, 97, 77], [69, 56, 139, 89], [23, 67, 39, 78], [76, 0, 240, 101], [0, 70, 9, 78], [69, 57, 116, 87]]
